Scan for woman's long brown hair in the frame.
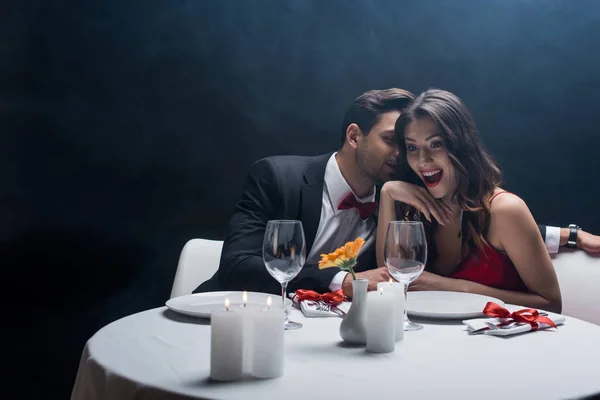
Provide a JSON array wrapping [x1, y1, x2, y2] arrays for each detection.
[[394, 89, 503, 261]]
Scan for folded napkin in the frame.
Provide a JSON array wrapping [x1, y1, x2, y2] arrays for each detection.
[[289, 290, 347, 318], [463, 302, 565, 336]]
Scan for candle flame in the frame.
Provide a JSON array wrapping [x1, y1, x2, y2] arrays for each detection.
[[242, 290, 248, 307], [379, 287, 384, 295], [225, 297, 230, 311], [267, 296, 272, 310], [389, 278, 393, 283]]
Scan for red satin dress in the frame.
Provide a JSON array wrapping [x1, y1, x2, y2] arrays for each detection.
[[449, 192, 528, 292]]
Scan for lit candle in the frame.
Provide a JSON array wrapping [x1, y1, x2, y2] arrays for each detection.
[[251, 296, 285, 378], [377, 279, 405, 342], [239, 290, 254, 375], [210, 298, 245, 381], [366, 287, 396, 354]]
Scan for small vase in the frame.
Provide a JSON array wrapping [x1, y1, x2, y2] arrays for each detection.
[[339, 278, 368, 345]]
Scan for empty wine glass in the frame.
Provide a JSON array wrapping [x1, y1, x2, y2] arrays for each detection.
[[263, 220, 306, 330], [384, 220, 428, 331]]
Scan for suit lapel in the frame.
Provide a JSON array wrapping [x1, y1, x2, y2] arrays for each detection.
[[300, 153, 332, 254], [301, 184, 322, 253], [372, 184, 382, 222]]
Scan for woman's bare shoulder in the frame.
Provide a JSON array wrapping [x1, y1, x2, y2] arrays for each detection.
[[489, 190, 534, 229]]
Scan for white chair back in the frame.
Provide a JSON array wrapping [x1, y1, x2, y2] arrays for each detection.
[[552, 250, 600, 325], [170, 238, 224, 299]]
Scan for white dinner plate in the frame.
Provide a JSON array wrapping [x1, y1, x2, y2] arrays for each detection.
[[406, 291, 504, 319], [165, 291, 292, 318]]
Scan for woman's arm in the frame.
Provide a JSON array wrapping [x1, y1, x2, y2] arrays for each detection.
[[488, 194, 562, 312], [410, 194, 562, 313], [376, 184, 400, 269], [410, 270, 561, 313], [376, 181, 452, 269]]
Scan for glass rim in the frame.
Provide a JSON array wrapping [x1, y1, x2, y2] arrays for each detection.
[[387, 220, 423, 225]]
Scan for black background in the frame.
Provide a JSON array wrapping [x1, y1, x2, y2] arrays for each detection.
[[3, 1, 599, 398]]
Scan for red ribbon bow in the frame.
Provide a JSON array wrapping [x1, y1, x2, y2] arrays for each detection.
[[293, 289, 346, 306], [483, 302, 557, 331], [338, 193, 378, 219]]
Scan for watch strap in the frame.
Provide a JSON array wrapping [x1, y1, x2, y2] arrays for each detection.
[[567, 224, 579, 248]]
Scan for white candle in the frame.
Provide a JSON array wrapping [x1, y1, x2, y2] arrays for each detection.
[[377, 279, 405, 342], [366, 287, 396, 353], [239, 291, 254, 375], [210, 298, 245, 381], [251, 296, 285, 378]]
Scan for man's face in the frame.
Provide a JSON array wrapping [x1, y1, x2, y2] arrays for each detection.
[[355, 111, 400, 185]]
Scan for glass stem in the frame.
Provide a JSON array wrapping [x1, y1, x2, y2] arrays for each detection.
[[403, 282, 409, 322], [281, 282, 289, 324]]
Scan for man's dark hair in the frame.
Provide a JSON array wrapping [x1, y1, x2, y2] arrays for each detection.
[[340, 88, 415, 145]]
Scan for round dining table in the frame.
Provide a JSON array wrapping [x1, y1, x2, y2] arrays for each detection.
[[71, 305, 600, 400]]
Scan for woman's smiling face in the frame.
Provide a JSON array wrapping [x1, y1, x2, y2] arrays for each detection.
[[404, 116, 457, 200]]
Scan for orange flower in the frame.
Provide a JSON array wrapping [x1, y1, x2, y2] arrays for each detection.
[[318, 237, 365, 280], [344, 237, 365, 259]]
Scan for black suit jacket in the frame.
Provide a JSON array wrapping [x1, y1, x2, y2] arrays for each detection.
[[194, 153, 378, 295]]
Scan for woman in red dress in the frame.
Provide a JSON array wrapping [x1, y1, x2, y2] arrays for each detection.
[[376, 89, 561, 313]]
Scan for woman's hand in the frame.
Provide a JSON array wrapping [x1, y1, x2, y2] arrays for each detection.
[[381, 181, 453, 225], [408, 271, 465, 292]]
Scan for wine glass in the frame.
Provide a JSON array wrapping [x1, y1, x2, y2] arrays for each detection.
[[262, 220, 306, 330], [384, 220, 428, 331]]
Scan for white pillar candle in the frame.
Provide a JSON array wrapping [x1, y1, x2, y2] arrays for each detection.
[[377, 280, 405, 342], [238, 291, 254, 375], [366, 287, 396, 354], [210, 298, 245, 381], [251, 296, 285, 379]]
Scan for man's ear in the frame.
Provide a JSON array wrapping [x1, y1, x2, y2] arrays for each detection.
[[345, 123, 363, 149]]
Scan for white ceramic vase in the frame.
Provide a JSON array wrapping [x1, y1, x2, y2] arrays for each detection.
[[339, 278, 368, 344]]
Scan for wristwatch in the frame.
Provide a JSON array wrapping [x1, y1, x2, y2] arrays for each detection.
[[566, 224, 580, 248]]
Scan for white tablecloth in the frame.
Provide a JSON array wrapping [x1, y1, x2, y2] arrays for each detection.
[[71, 306, 600, 400]]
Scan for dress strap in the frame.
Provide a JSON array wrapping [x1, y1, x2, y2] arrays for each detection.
[[489, 190, 512, 203]]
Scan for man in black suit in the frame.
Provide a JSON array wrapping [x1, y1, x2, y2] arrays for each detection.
[[195, 88, 599, 297], [196, 89, 413, 296]]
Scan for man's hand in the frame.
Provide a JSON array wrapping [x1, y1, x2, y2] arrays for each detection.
[[578, 230, 600, 253], [341, 267, 391, 297], [560, 228, 600, 253]]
